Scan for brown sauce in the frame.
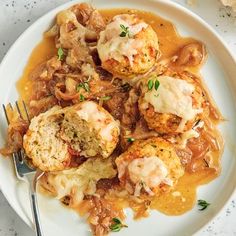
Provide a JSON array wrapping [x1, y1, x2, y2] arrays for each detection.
[[16, 36, 56, 101], [17, 9, 223, 217]]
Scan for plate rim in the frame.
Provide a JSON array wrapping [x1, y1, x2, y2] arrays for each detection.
[[0, 0, 236, 234]]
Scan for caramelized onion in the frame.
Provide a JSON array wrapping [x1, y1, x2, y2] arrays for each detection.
[[201, 130, 220, 151], [71, 3, 94, 24], [187, 138, 210, 160], [31, 80, 49, 100], [44, 24, 59, 37], [78, 196, 124, 236], [0, 118, 29, 156], [103, 92, 127, 120], [176, 43, 206, 67], [87, 9, 106, 32], [72, 3, 105, 32], [96, 177, 120, 190], [29, 96, 58, 117], [65, 77, 77, 94], [129, 118, 159, 140], [55, 86, 80, 101], [122, 88, 140, 127], [209, 104, 223, 121], [175, 148, 192, 166], [29, 62, 46, 80]]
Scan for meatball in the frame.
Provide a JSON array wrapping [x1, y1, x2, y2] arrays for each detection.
[[115, 137, 184, 196], [23, 106, 70, 172], [60, 101, 120, 158], [24, 102, 120, 171], [138, 74, 205, 134], [97, 14, 160, 79]]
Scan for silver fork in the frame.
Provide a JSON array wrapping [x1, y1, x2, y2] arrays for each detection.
[[2, 101, 44, 236]]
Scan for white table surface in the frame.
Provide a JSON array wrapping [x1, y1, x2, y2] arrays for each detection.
[[0, 0, 235, 235]]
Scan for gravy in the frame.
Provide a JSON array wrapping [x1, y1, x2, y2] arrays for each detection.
[[17, 8, 223, 217], [16, 36, 56, 101]]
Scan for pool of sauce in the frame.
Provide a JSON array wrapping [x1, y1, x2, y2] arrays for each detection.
[[16, 36, 56, 101], [17, 8, 223, 217]]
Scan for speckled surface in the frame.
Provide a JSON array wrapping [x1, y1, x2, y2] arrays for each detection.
[[0, 0, 235, 235]]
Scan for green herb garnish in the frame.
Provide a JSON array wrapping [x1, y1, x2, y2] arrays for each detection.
[[100, 96, 111, 101], [76, 82, 90, 93], [127, 137, 135, 143], [57, 47, 64, 61], [198, 199, 210, 211], [110, 218, 128, 232], [154, 80, 160, 90], [83, 82, 90, 92], [119, 24, 129, 37], [79, 94, 85, 102], [148, 80, 154, 90]]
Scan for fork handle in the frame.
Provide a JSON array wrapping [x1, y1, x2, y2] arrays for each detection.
[[30, 191, 43, 236]]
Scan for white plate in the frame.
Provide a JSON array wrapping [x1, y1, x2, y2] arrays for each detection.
[[0, 0, 236, 235]]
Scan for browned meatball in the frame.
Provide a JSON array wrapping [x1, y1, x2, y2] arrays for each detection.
[[138, 73, 205, 134], [97, 14, 160, 79], [115, 137, 184, 196]]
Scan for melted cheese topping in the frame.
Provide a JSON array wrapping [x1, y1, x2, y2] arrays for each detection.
[[143, 76, 202, 120], [76, 101, 119, 142], [128, 156, 173, 189], [97, 14, 148, 66], [45, 158, 117, 205]]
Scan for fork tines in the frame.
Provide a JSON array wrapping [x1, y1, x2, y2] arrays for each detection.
[[2, 101, 34, 178], [2, 104, 10, 125], [2, 100, 30, 123], [15, 100, 30, 122]]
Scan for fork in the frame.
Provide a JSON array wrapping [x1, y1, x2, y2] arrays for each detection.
[[2, 101, 44, 236]]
